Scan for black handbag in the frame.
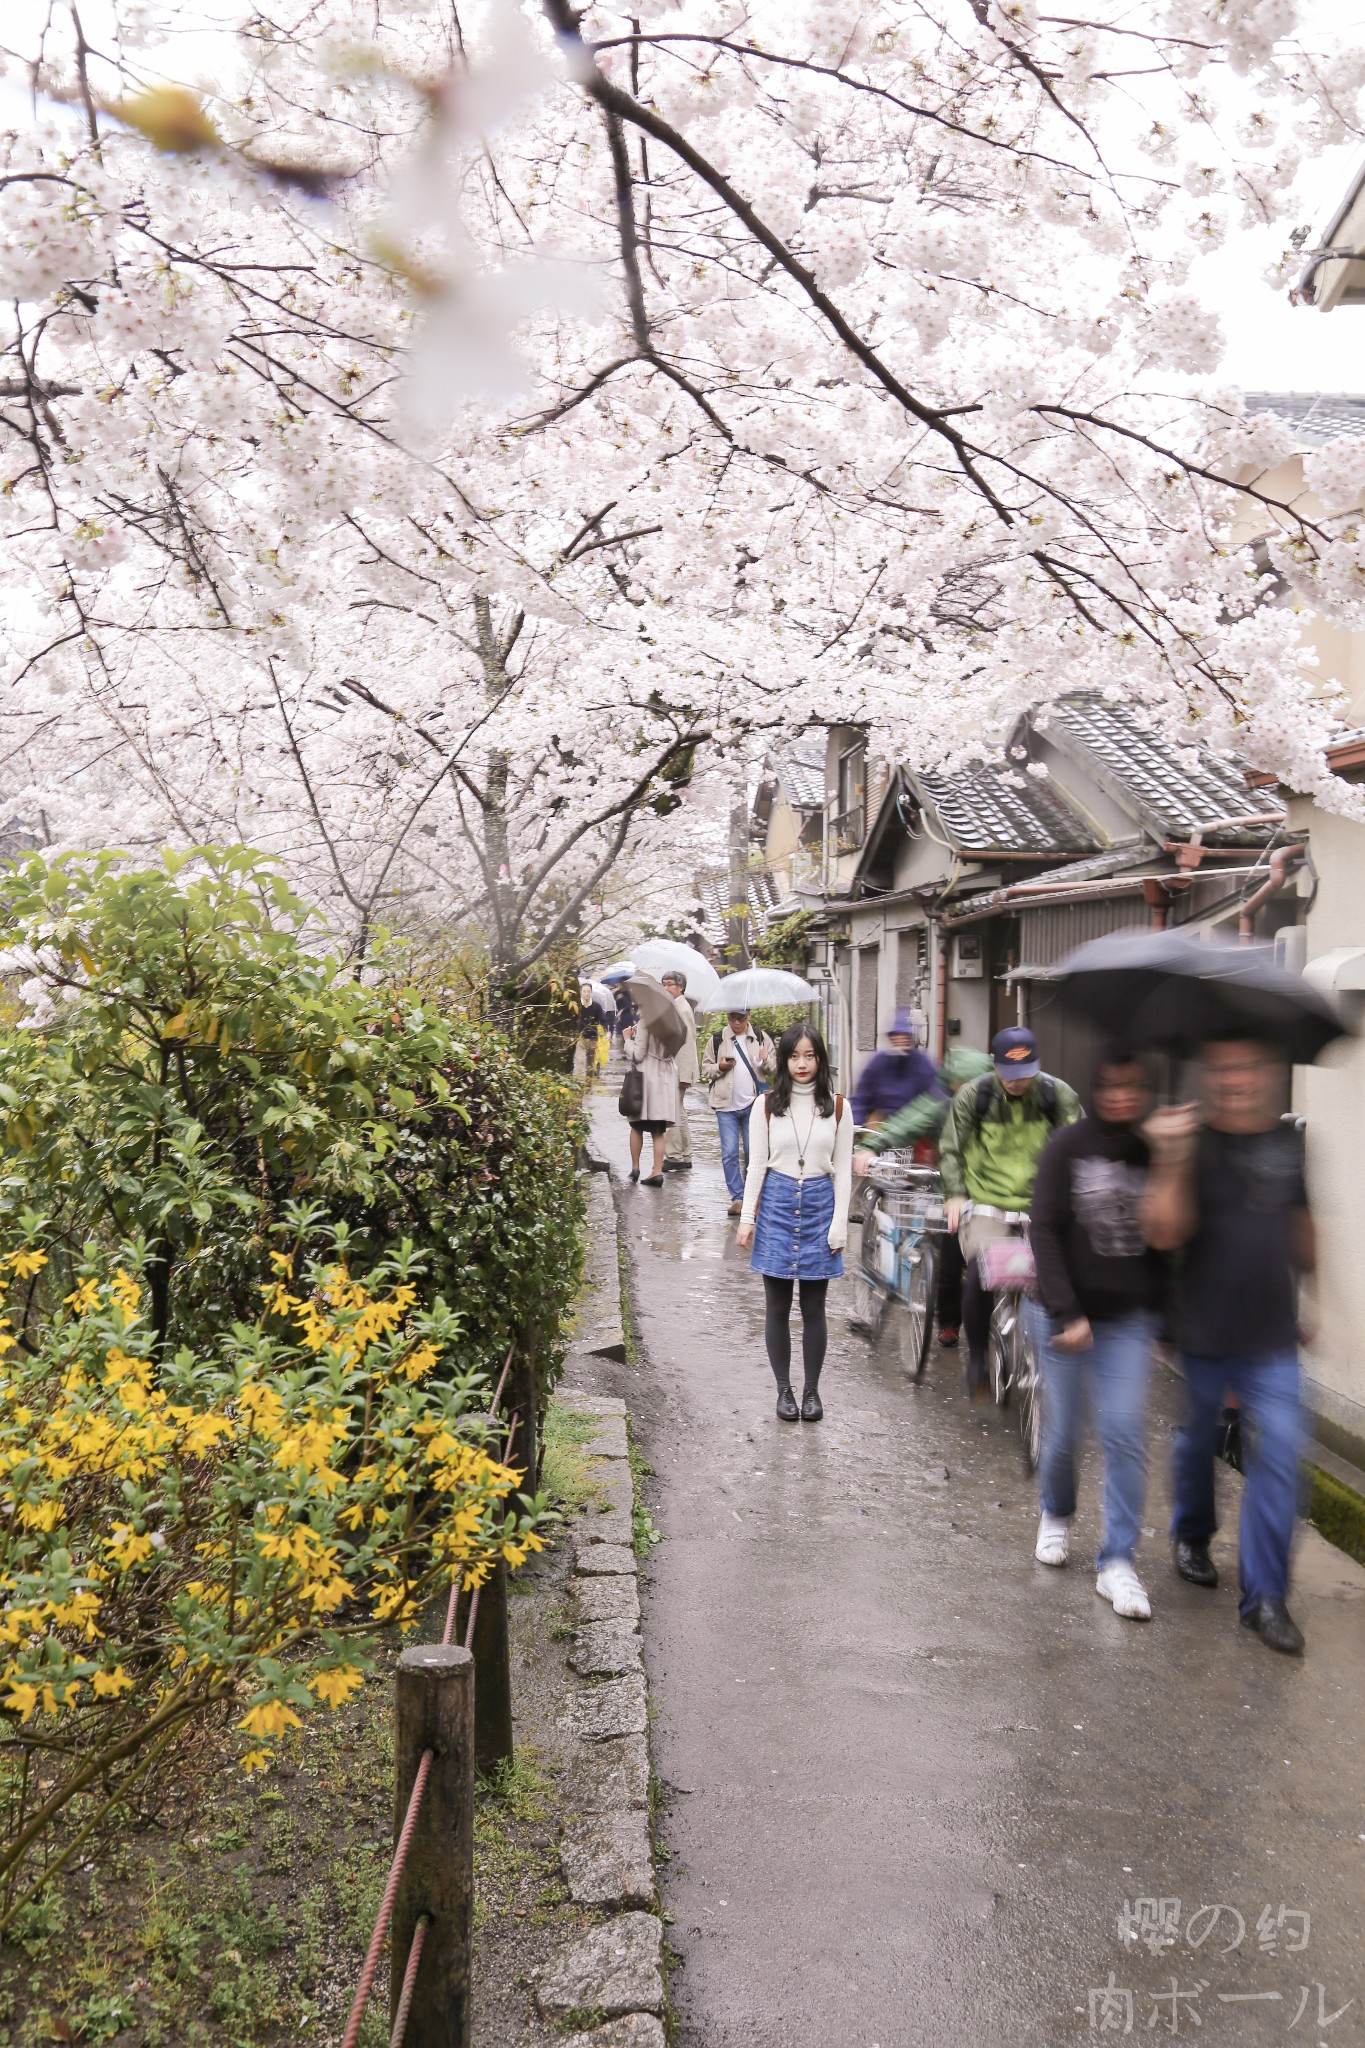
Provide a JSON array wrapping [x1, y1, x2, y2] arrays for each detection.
[[618, 1066, 644, 1119]]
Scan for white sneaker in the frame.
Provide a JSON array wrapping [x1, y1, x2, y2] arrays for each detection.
[[1034, 1513, 1070, 1567], [1096, 1560, 1151, 1621]]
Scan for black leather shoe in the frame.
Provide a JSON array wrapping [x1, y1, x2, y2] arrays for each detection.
[[627, 1169, 640, 1183], [801, 1390, 824, 1422], [776, 1386, 799, 1422], [640, 1174, 664, 1187], [1173, 1539, 1218, 1587], [1240, 1599, 1305, 1657]]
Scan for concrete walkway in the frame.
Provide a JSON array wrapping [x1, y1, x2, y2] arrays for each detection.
[[588, 1092, 1365, 2048]]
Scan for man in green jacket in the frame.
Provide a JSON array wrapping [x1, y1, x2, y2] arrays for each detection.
[[939, 1027, 1082, 1396], [854, 1045, 995, 1346]]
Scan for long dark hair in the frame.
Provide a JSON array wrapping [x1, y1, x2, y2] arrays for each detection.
[[768, 1021, 836, 1118]]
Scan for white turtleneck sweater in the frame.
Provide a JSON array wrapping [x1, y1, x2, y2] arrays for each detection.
[[741, 1080, 855, 1250]]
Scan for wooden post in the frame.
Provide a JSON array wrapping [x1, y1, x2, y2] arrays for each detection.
[[457, 1560, 514, 1773], [506, 1343, 538, 1505], [391, 1644, 474, 2048]]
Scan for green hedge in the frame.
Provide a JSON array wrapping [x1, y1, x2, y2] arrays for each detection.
[[1307, 1465, 1365, 1570], [0, 849, 584, 1402]]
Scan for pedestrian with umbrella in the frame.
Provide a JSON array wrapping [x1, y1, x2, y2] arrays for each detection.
[[661, 970, 700, 1173], [620, 972, 684, 1188], [1054, 929, 1348, 1658], [703, 1006, 776, 1215]]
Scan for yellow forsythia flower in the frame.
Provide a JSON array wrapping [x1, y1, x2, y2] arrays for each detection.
[[106, 1523, 154, 1568], [310, 1666, 364, 1708], [3, 1682, 39, 1721], [65, 1277, 101, 1315], [6, 1248, 48, 1279], [238, 1700, 303, 1739], [91, 1666, 133, 1698], [239, 1748, 274, 1774], [110, 1269, 142, 1314]]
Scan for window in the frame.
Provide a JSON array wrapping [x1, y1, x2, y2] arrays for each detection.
[[835, 741, 866, 849]]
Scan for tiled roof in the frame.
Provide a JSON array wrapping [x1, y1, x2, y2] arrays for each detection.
[[776, 750, 826, 811], [914, 763, 1099, 856], [692, 866, 782, 951], [1241, 392, 1365, 448], [1046, 696, 1283, 838]]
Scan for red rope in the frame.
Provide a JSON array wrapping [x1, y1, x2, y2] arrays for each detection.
[[339, 1747, 433, 2048], [387, 1912, 430, 2048]]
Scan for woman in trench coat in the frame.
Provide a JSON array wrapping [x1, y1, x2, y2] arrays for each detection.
[[623, 1019, 678, 1187]]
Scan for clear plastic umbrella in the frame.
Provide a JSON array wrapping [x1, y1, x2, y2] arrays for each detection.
[[631, 939, 722, 1012], [710, 967, 817, 1011]]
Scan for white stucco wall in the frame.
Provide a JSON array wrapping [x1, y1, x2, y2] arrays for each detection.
[[1296, 798, 1365, 1448]]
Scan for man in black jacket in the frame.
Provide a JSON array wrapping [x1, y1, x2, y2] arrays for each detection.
[[1027, 1050, 1165, 1620]]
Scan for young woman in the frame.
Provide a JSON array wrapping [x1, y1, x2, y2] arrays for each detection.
[[621, 1016, 677, 1186], [737, 1022, 854, 1421]]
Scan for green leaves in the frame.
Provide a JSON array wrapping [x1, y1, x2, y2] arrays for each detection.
[[0, 847, 585, 1397]]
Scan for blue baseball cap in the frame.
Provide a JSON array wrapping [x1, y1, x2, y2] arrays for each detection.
[[992, 1025, 1040, 1079]]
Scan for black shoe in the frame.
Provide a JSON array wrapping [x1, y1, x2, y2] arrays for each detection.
[[1173, 1539, 1218, 1588], [662, 1159, 692, 1171], [801, 1390, 823, 1423], [641, 1174, 664, 1187], [776, 1386, 799, 1422], [1240, 1599, 1304, 1656], [628, 1169, 640, 1183]]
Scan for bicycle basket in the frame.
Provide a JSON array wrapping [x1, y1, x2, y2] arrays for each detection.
[[976, 1239, 1036, 1293]]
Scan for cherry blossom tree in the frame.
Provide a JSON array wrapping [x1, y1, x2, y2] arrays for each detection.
[[1, 0, 1363, 982]]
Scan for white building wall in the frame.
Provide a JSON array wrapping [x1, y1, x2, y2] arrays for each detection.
[[1296, 799, 1365, 1455]]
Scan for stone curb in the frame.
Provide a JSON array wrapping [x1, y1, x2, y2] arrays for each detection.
[[535, 1174, 664, 2032]]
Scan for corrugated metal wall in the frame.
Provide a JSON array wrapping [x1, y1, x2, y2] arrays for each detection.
[[1016, 894, 1149, 969]]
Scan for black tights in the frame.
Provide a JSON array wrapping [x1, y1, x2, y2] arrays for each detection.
[[763, 1277, 829, 1394], [962, 1265, 993, 1393]]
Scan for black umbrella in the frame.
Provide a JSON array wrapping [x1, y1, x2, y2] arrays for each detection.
[[1052, 929, 1348, 1065]]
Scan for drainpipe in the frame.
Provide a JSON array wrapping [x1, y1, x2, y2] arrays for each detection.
[[1143, 878, 1171, 931], [934, 921, 949, 1062], [1238, 845, 1303, 943]]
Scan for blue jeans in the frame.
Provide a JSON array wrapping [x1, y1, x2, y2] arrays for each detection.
[[1172, 1350, 1302, 1614], [715, 1105, 753, 1201], [1026, 1303, 1157, 1569]]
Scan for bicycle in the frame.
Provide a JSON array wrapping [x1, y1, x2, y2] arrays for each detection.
[[849, 1154, 945, 1378], [973, 1212, 1043, 1474]]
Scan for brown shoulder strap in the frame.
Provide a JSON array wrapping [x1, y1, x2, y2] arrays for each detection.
[[836, 1093, 844, 1121], [764, 1096, 772, 1122]]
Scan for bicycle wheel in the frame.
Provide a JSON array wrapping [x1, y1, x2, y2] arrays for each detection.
[[849, 1276, 887, 1338], [988, 1295, 1012, 1406], [899, 1240, 937, 1380], [1015, 1314, 1042, 1472]]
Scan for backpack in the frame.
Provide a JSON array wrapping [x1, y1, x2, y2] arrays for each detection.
[[973, 1072, 1060, 1124]]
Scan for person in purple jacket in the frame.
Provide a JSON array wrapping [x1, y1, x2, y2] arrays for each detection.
[[850, 1010, 942, 1130]]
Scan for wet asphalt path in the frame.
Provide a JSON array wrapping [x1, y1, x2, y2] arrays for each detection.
[[587, 1095, 1365, 2048]]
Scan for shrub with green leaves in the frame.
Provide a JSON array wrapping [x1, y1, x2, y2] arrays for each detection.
[[0, 849, 585, 1397]]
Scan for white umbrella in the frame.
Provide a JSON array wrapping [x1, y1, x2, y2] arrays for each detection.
[[710, 967, 817, 1010], [588, 981, 614, 1012], [630, 938, 722, 1012]]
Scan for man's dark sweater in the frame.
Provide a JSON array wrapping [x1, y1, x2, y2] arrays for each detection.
[[1029, 1118, 1164, 1325], [851, 1047, 941, 1126]]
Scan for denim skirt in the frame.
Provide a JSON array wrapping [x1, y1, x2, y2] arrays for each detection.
[[750, 1171, 843, 1281]]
